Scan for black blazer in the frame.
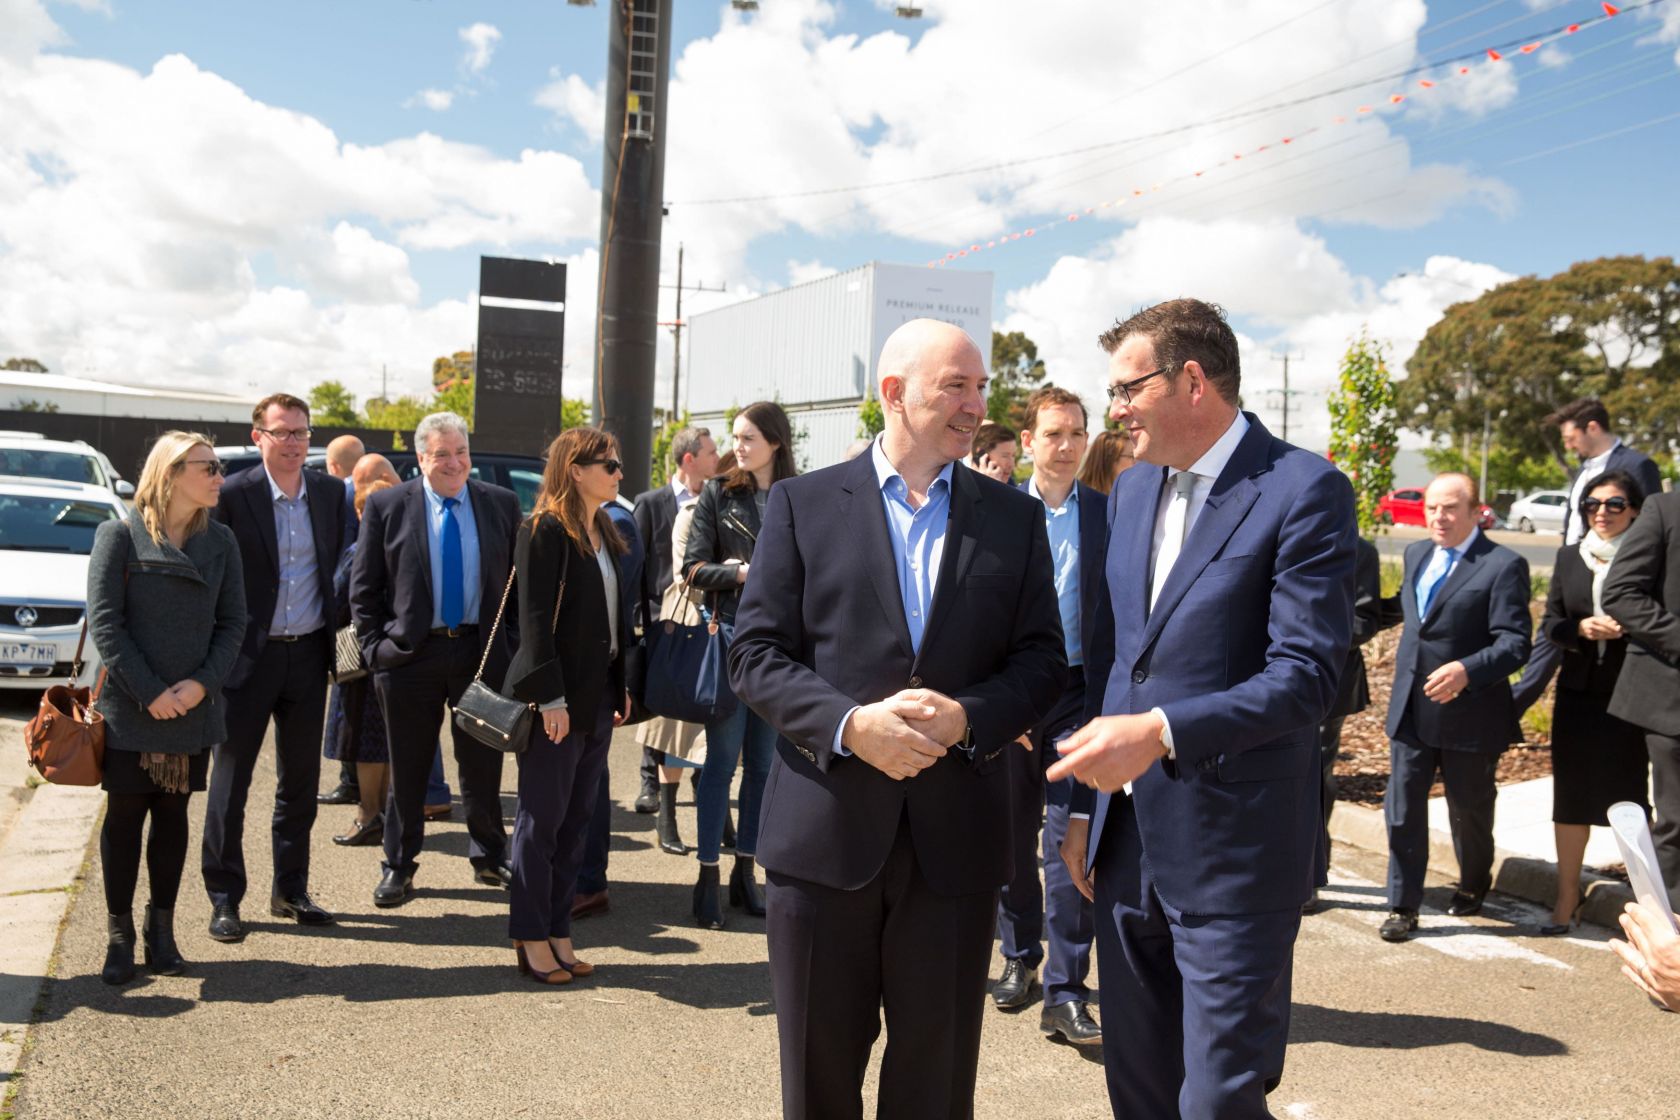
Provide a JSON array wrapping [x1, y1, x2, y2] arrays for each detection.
[[1542, 543, 1628, 698], [632, 485, 679, 602], [1328, 537, 1384, 720], [683, 477, 763, 621], [1605, 491, 1680, 735], [728, 455, 1066, 895], [1385, 531, 1531, 752], [503, 513, 631, 730], [349, 477, 521, 678], [215, 465, 354, 690]]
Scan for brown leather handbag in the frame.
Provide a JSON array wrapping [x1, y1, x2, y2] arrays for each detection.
[[23, 619, 106, 786]]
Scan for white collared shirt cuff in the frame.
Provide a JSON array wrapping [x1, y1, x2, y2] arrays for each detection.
[[832, 706, 859, 757], [1069, 812, 1091, 820], [1151, 707, 1177, 760]]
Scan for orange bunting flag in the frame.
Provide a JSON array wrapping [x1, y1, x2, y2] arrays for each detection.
[[1602, 3, 1619, 15], [1520, 42, 1540, 53], [1459, 66, 1470, 74], [1419, 79, 1435, 88], [1567, 23, 1581, 32], [1390, 93, 1405, 103], [1487, 48, 1503, 61]]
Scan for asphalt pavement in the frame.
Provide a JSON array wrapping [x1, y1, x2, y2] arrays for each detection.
[[4, 705, 1677, 1119]]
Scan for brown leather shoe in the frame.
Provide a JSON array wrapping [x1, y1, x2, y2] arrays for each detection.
[[570, 890, 610, 920], [423, 803, 453, 822]]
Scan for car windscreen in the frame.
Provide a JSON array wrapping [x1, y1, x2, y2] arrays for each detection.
[[0, 495, 119, 554], [0, 449, 104, 486]]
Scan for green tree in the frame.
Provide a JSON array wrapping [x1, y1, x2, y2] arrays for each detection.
[[433, 378, 475, 427], [989, 330, 1048, 430], [857, 396, 884, 440], [432, 350, 475, 390], [1420, 445, 1567, 497], [3, 357, 48, 372], [308, 380, 359, 427], [649, 411, 692, 488], [12, 398, 59, 413], [561, 398, 589, 431], [362, 395, 429, 439], [1327, 332, 1399, 536]]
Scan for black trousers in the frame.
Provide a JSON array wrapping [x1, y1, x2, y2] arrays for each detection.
[[374, 635, 507, 875], [201, 634, 328, 908], [1645, 732, 1680, 911], [1314, 716, 1347, 886], [765, 815, 996, 1120], [509, 700, 613, 940], [1384, 739, 1499, 910]]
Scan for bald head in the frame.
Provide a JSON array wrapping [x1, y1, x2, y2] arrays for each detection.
[[352, 452, 399, 490], [326, 434, 365, 479], [877, 318, 984, 399], [875, 318, 988, 483], [1424, 471, 1479, 549]]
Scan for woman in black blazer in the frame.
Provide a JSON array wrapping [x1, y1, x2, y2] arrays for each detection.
[[681, 400, 798, 928], [1538, 469, 1649, 935], [502, 427, 631, 984]]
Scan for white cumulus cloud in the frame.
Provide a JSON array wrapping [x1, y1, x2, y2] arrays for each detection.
[[459, 22, 501, 75]]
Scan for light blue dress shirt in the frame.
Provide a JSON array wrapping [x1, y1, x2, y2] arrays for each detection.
[[423, 479, 482, 628], [1027, 476, 1082, 667], [264, 469, 325, 637], [832, 440, 955, 756]]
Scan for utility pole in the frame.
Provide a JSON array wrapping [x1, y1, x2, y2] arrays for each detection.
[[593, 0, 673, 497], [658, 243, 725, 420], [1267, 351, 1305, 443]]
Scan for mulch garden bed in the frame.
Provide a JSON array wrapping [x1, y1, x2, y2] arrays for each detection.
[[1333, 620, 1553, 808]]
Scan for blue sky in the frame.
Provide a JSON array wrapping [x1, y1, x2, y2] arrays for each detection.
[[5, 0, 1678, 446]]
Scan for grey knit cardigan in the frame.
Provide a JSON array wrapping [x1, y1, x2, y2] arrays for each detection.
[[86, 512, 247, 754]]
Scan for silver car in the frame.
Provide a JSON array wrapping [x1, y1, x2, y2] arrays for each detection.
[[1507, 489, 1572, 534]]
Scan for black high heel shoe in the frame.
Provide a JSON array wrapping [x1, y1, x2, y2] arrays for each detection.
[[693, 864, 725, 930], [1536, 896, 1585, 936], [729, 856, 766, 916], [332, 815, 384, 847]]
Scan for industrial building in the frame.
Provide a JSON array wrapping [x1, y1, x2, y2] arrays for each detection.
[[683, 262, 992, 469]]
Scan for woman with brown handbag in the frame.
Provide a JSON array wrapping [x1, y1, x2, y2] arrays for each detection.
[[86, 432, 246, 984], [501, 427, 633, 984]]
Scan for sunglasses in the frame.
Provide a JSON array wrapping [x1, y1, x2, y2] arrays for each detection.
[[176, 458, 227, 476], [1580, 496, 1630, 515], [579, 458, 623, 475]]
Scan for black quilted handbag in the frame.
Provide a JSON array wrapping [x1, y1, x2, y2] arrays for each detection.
[[452, 551, 565, 753]]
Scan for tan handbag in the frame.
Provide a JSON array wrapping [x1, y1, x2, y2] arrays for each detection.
[[23, 618, 106, 786]]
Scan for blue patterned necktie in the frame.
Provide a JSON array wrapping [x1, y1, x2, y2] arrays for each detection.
[[441, 496, 464, 629], [1416, 546, 1457, 618]]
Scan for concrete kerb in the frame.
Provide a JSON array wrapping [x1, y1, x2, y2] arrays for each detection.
[[1327, 798, 1635, 929], [0, 782, 104, 1088]]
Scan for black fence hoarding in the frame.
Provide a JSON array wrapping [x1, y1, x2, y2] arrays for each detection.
[[475, 257, 567, 458]]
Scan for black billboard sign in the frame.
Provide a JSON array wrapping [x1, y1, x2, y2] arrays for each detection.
[[475, 256, 567, 457]]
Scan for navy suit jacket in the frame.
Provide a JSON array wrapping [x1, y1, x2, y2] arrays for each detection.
[[1386, 531, 1531, 752], [349, 476, 521, 679], [728, 453, 1066, 895], [1017, 478, 1112, 713], [215, 464, 355, 691], [1081, 414, 1358, 916]]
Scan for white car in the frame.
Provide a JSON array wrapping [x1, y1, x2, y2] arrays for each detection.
[[0, 477, 125, 690], [1507, 489, 1573, 534], [0, 431, 135, 502]]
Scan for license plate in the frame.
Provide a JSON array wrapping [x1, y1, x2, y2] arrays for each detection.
[[0, 641, 56, 666]]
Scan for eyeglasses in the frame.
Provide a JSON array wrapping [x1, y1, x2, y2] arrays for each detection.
[[580, 458, 623, 475], [175, 458, 226, 476], [1581, 496, 1630, 515], [1106, 367, 1169, 404], [255, 426, 312, 443]]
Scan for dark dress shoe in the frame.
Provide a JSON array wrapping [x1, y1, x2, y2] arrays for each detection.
[[271, 892, 336, 926], [423, 803, 453, 822], [992, 959, 1037, 1009], [333, 816, 384, 846], [1041, 1000, 1102, 1046], [571, 889, 610, 919], [207, 904, 245, 943], [373, 867, 414, 908], [474, 861, 514, 889], [1379, 909, 1418, 942], [633, 775, 659, 815], [317, 783, 358, 806], [1446, 889, 1486, 917]]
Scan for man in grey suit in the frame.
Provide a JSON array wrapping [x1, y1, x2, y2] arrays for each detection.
[[1381, 472, 1531, 942]]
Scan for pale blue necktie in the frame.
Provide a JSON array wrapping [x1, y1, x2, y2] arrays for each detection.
[[1416, 546, 1457, 618]]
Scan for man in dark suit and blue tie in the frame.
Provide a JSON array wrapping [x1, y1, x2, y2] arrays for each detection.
[[202, 392, 355, 941], [1380, 472, 1531, 942], [729, 318, 1065, 1120], [350, 411, 522, 908], [990, 385, 1108, 1049], [1051, 299, 1357, 1119]]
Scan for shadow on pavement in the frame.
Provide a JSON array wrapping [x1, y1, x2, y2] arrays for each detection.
[[1289, 1003, 1567, 1056]]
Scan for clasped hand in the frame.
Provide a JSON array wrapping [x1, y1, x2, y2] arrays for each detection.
[[843, 688, 965, 781], [147, 679, 206, 720]]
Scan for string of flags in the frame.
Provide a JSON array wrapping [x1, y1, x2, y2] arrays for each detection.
[[926, 1, 1639, 268]]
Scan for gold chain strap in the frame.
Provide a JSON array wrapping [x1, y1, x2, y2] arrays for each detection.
[[471, 532, 568, 684]]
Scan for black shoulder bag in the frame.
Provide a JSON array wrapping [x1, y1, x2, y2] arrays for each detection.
[[453, 544, 566, 753]]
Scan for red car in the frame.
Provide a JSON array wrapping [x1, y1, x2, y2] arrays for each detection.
[[1378, 487, 1497, 530]]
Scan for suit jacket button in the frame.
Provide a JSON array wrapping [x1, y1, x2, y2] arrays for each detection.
[[908, 676, 922, 688], [1131, 669, 1147, 684]]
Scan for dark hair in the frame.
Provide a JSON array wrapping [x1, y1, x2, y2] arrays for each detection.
[[1098, 298, 1241, 404], [670, 426, 712, 469], [1077, 429, 1134, 495], [722, 401, 798, 493], [1546, 397, 1612, 434], [970, 421, 1016, 465], [253, 392, 310, 426], [1582, 468, 1645, 510], [532, 427, 628, 556], [1021, 385, 1088, 433]]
